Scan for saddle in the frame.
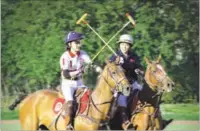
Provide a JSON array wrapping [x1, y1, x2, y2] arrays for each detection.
[[53, 85, 91, 115]]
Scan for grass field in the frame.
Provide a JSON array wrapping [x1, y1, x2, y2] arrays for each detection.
[[160, 103, 199, 120], [1, 120, 199, 130], [1, 103, 199, 120], [1, 103, 199, 130]]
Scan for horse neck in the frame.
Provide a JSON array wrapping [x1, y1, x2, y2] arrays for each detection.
[[145, 67, 157, 88], [141, 68, 162, 106], [90, 75, 113, 119], [138, 83, 159, 107]]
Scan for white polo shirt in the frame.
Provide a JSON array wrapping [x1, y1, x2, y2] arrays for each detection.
[[60, 50, 91, 73]]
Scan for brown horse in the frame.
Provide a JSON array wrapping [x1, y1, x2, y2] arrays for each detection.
[[9, 62, 131, 130], [110, 55, 175, 130]]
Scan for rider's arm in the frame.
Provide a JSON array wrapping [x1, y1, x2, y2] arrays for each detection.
[[81, 50, 102, 73], [109, 54, 117, 62], [128, 52, 144, 70], [62, 69, 81, 78], [81, 50, 91, 64], [60, 52, 82, 78], [134, 56, 144, 71]]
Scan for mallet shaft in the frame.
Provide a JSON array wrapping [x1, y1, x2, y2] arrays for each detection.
[[86, 24, 117, 56], [91, 21, 131, 61]]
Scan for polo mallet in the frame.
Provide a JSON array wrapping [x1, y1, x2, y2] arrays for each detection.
[[76, 13, 117, 56], [77, 13, 136, 62], [91, 13, 136, 61]]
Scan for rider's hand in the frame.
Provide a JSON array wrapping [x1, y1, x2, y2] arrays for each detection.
[[115, 56, 124, 64], [135, 68, 144, 75], [95, 66, 102, 73], [83, 63, 92, 72], [75, 69, 82, 77]]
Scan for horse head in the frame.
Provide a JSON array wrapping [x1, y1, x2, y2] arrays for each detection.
[[102, 61, 131, 96], [144, 55, 175, 93]]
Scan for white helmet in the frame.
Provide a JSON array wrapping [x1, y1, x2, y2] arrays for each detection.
[[117, 34, 133, 45]]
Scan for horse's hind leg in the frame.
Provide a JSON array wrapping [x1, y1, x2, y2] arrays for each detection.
[[21, 116, 38, 130], [20, 114, 38, 130], [19, 106, 38, 130]]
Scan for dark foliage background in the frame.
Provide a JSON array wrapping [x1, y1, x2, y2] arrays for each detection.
[[1, 0, 199, 103]]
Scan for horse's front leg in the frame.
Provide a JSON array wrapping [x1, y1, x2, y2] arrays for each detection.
[[132, 113, 149, 130], [74, 116, 99, 130], [56, 115, 70, 130], [154, 114, 163, 130]]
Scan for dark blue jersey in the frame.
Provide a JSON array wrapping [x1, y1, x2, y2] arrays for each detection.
[[110, 50, 143, 83]]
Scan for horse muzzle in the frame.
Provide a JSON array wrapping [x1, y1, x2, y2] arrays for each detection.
[[166, 80, 175, 92], [162, 78, 175, 92]]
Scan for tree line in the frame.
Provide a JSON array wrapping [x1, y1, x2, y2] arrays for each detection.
[[1, 0, 199, 103]]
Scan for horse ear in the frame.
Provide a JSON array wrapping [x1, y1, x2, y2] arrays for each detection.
[[144, 57, 151, 65], [156, 54, 162, 63]]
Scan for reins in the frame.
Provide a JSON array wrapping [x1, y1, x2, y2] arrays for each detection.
[[132, 92, 162, 118], [132, 64, 165, 120], [76, 64, 127, 129]]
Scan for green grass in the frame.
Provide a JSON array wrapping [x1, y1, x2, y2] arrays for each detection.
[[1, 108, 19, 120], [160, 104, 199, 120], [1, 121, 199, 131], [164, 123, 200, 131], [1, 95, 19, 120], [0, 104, 199, 131], [1, 104, 199, 120]]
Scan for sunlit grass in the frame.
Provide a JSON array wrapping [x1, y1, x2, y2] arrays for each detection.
[[1, 108, 19, 120], [160, 104, 199, 120], [1, 104, 199, 120]]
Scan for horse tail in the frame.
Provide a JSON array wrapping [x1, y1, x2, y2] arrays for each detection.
[[9, 92, 27, 110]]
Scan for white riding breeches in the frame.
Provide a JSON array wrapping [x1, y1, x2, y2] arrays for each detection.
[[61, 78, 87, 102], [117, 80, 143, 107]]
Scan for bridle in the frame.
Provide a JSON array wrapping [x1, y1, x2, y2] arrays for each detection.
[[78, 64, 130, 129], [104, 64, 129, 94], [132, 64, 168, 129], [145, 63, 168, 95], [131, 64, 168, 129]]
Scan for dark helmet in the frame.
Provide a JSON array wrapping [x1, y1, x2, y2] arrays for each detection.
[[64, 31, 85, 44]]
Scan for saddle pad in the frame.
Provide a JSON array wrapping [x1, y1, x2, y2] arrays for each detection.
[[52, 98, 65, 114], [79, 90, 90, 114]]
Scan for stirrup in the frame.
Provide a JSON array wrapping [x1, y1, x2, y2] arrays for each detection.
[[122, 120, 132, 130], [66, 123, 74, 130]]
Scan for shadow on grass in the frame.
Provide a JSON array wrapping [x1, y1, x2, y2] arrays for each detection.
[[163, 119, 174, 129]]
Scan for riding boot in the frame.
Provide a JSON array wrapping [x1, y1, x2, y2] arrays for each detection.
[[61, 101, 74, 130], [119, 106, 132, 130]]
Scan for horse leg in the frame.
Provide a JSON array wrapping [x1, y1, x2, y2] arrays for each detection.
[[154, 115, 163, 130], [56, 101, 74, 130], [74, 116, 99, 130], [19, 106, 38, 130], [55, 116, 70, 130], [132, 113, 149, 130]]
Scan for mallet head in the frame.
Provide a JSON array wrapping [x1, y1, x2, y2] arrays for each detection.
[[126, 13, 136, 27], [76, 13, 88, 24]]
